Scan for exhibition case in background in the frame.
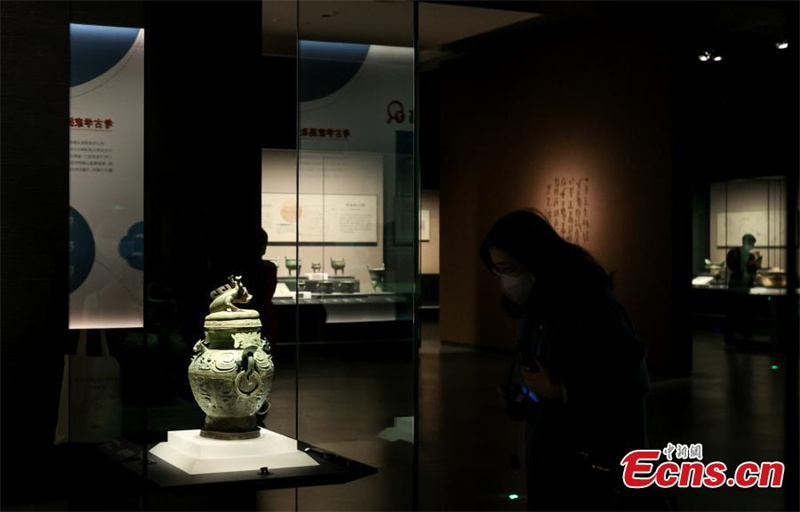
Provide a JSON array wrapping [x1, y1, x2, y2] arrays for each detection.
[[693, 177, 796, 293], [278, 3, 418, 509]]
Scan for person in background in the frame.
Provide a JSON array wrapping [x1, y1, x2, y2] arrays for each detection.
[[480, 209, 663, 511], [726, 233, 762, 290], [252, 228, 279, 346], [724, 233, 762, 345], [210, 228, 278, 344]]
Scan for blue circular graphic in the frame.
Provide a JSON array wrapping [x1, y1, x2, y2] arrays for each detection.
[[70, 207, 95, 293], [119, 221, 144, 270], [298, 41, 369, 102], [70, 24, 140, 87]]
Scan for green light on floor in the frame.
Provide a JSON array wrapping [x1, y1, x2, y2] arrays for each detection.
[[772, 365, 780, 370], [508, 494, 520, 501]]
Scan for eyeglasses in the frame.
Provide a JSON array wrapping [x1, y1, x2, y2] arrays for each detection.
[[491, 265, 526, 277]]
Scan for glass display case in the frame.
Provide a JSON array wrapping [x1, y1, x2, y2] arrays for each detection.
[[59, 2, 418, 510], [292, 3, 417, 509]]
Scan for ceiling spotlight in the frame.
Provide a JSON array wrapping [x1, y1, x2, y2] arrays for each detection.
[[776, 40, 789, 50], [698, 50, 723, 63]]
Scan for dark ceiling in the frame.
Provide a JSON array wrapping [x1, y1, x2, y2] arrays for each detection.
[[431, 1, 796, 39]]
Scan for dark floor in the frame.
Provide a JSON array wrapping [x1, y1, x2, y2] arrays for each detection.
[[10, 321, 790, 511], [416, 323, 787, 511], [646, 328, 786, 512], [260, 320, 789, 511]]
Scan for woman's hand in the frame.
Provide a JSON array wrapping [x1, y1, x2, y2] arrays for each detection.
[[522, 357, 565, 402]]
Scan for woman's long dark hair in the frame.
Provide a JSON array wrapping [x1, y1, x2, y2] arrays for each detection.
[[479, 209, 613, 317]]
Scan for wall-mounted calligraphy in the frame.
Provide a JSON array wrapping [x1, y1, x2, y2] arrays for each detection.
[[545, 177, 589, 245]]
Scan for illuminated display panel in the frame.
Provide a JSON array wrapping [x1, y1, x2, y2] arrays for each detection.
[[69, 24, 144, 329]]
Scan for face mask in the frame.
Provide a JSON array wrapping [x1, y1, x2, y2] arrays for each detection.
[[500, 273, 535, 305]]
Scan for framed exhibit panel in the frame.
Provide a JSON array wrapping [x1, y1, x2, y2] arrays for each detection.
[[420, 209, 431, 242]]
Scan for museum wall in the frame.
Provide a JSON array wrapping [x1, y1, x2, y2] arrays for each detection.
[[421, 190, 441, 275], [437, 22, 680, 375]]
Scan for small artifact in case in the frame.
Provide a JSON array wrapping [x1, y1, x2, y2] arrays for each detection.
[[704, 258, 725, 283], [337, 279, 360, 294], [331, 257, 346, 276], [756, 268, 787, 288], [367, 264, 386, 292], [285, 257, 302, 276], [316, 280, 336, 294]]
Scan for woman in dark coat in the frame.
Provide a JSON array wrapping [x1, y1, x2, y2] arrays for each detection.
[[479, 209, 656, 511]]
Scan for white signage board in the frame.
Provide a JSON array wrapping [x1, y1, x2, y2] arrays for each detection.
[[298, 42, 413, 154], [262, 193, 378, 244], [420, 209, 431, 242], [716, 211, 769, 247], [69, 24, 144, 329]]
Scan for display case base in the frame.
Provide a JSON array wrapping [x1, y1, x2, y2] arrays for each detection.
[[149, 428, 318, 475]]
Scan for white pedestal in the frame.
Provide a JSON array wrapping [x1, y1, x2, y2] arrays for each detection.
[[749, 286, 786, 296], [378, 416, 414, 443], [149, 428, 319, 475], [273, 282, 293, 298], [324, 302, 397, 323]]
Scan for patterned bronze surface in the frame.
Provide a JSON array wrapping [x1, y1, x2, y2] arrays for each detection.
[[188, 276, 275, 440]]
